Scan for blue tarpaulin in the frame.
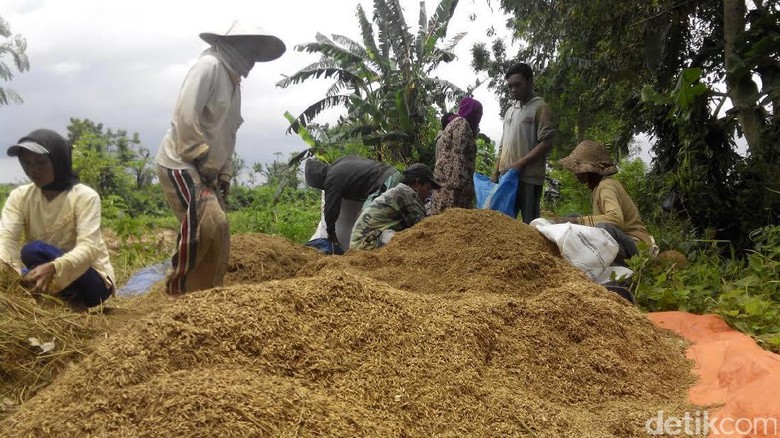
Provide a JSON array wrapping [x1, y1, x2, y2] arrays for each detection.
[[116, 260, 170, 297]]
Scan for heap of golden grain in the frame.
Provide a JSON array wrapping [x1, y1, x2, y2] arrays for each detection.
[[0, 209, 694, 437]]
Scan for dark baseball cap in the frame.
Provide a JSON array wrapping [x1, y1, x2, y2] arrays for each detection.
[[7, 140, 49, 157], [404, 163, 443, 189]]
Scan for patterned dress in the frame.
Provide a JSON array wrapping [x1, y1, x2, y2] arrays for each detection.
[[431, 116, 477, 214]]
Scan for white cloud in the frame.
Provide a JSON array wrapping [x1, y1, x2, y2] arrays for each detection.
[[0, 0, 514, 182], [48, 62, 86, 75]]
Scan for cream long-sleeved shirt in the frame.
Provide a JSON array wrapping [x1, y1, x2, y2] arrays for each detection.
[[155, 53, 242, 182], [0, 183, 115, 292]]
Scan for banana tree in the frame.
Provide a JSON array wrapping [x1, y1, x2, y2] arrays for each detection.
[[278, 0, 466, 163]]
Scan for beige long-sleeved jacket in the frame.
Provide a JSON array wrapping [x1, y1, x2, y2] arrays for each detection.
[[0, 183, 115, 291], [155, 53, 242, 184]]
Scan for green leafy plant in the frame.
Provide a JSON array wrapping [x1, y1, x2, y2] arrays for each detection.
[[630, 225, 780, 352], [229, 186, 321, 243]]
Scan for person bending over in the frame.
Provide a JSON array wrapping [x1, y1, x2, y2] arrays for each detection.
[[350, 164, 442, 251], [305, 155, 401, 249]]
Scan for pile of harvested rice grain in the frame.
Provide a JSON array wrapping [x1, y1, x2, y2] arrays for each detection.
[[225, 233, 321, 285], [302, 208, 585, 298], [0, 271, 106, 416], [0, 269, 693, 437]]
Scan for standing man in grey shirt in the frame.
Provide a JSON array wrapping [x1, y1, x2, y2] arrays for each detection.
[[493, 62, 555, 223]]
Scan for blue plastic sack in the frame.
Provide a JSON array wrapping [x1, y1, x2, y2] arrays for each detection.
[[473, 168, 520, 217], [304, 238, 345, 255]]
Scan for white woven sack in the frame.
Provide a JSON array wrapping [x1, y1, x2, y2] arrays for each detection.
[[530, 218, 633, 284]]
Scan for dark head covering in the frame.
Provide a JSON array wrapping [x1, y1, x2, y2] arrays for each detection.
[[403, 163, 443, 189], [304, 158, 329, 190], [440, 112, 457, 130], [456, 96, 483, 133], [8, 129, 79, 191]]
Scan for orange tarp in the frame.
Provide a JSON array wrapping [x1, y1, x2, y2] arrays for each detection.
[[649, 312, 780, 438]]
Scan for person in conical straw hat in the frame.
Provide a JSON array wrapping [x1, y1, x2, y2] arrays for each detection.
[[155, 21, 285, 295], [554, 140, 657, 265]]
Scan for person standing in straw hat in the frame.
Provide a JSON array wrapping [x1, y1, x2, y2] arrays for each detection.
[[155, 21, 285, 295], [495, 62, 555, 224], [554, 140, 656, 265], [0, 129, 115, 309]]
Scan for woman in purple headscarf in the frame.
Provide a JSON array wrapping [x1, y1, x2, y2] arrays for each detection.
[[431, 96, 483, 214]]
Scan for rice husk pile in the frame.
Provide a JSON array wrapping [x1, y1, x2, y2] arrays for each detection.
[[0, 268, 108, 416], [224, 233, 321, 285], [301, 208, 583, 297], [1, 209, 697, 436], [0, 269, 693, 437]]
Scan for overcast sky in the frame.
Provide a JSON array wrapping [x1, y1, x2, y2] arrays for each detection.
[[0, 0, 516, 184]]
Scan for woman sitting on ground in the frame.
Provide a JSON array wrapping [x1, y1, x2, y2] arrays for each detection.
[[0, 129, 115, 309]]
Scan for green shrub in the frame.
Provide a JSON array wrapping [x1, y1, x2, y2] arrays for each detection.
[[630, 225, 780, 352], [228, 186, 321, 243]]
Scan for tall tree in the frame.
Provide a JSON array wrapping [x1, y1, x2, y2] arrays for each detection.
[[68, 118, 162, 216], [472, 0, 779, 246], [0, 16, 30, 106], [278, 0, 466, 163]]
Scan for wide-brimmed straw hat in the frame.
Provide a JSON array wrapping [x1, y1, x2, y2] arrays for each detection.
[[200, 20, 286, 62], [558, 140, 618, 176]]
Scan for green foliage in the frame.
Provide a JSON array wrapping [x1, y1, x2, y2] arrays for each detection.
[[544, 166, 590, 216], [0, 16, 30, 106], [68, 118, 166, 217], [641, 68, 770, 250], [474, 134, 496, 177], [101, 200, 178, 285], [631, 225, 780, 352], [228, 186, 321, 243], [473, 0, 779, 249], [545, 157, 649, 217], [0, 184, 13, 209]]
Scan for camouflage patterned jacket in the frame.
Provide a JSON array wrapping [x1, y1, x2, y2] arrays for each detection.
[[350, 183, 427, 250]]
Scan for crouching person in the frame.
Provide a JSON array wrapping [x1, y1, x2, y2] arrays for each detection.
[[350, 163, 442, 250], [305, 155, 402, 250], [0, 129, 115, 309], [554, 140, 656, 266]]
